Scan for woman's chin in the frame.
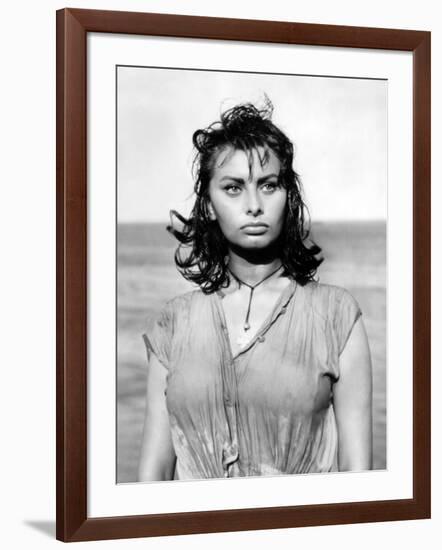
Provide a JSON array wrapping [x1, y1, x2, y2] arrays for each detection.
[[237, 238, 269, 249], [232, 236, 280, 253]]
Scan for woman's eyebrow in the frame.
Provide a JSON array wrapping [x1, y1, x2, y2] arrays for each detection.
[[257, 173, 279, 182], [219, 173, 279, 183], [219, 176, 245, 183]]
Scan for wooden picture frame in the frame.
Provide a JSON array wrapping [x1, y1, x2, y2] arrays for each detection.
[[56, 7, 431, 542]]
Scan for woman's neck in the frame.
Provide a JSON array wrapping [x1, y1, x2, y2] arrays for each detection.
[[227, 247, 283, 287]]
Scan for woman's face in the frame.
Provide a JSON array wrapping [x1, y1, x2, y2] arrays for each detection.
[[207, 146, 287, 251]]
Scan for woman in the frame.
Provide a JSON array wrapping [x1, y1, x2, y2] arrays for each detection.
[[138, 99, 373, 481]]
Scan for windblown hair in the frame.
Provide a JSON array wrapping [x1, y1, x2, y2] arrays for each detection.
[[168, 97, 323, 293]]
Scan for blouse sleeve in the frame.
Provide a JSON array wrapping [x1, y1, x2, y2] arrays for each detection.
[[334, 288, 363, 356], [141, 301, 174, 370]]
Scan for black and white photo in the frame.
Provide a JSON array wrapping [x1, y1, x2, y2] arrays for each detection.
[[116, 67, 386, 483]]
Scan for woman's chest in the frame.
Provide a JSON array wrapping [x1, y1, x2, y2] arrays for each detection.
[[166, 317, 334, 417], [234, 342, 333, 413]]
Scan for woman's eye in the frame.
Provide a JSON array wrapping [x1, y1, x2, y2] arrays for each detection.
[[261, 182, 279, 193], [224, 185, 241, 195]]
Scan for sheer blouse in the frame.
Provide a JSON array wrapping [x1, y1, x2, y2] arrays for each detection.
[[142, 279, 362, 480]]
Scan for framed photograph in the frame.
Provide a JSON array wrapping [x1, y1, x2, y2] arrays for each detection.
[[56, 8, 431, 542]]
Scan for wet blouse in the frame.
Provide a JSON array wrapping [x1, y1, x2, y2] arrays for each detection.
[[142, 279, 362, 480]]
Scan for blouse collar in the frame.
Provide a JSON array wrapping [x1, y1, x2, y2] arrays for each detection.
[[214, 277, 298, 359]]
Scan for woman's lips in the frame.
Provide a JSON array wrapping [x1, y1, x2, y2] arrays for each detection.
[[241, 223, 269, 235]]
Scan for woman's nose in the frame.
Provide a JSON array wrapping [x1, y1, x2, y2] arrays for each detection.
[[245, 188, 263, 216]]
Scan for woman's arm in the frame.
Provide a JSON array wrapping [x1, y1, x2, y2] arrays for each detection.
[[138, 353, 176, 481], [333, 317, 373, 471]]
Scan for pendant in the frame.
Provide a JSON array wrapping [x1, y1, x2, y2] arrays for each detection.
[[243, 321, 251, 331]]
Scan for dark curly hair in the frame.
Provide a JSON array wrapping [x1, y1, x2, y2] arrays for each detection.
[[167, 97, 323, 293]]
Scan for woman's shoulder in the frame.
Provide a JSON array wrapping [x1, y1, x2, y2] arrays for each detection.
[[301, 280, 354, 299], [161, 287, 211, 315], [145, 289, 205, 333], [300, 280, 361, 319]]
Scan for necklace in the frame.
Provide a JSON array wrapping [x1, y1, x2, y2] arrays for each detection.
[[227, 264, 283, 332]]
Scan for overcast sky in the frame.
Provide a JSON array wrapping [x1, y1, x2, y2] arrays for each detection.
[[117, 66, 387, 223]]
